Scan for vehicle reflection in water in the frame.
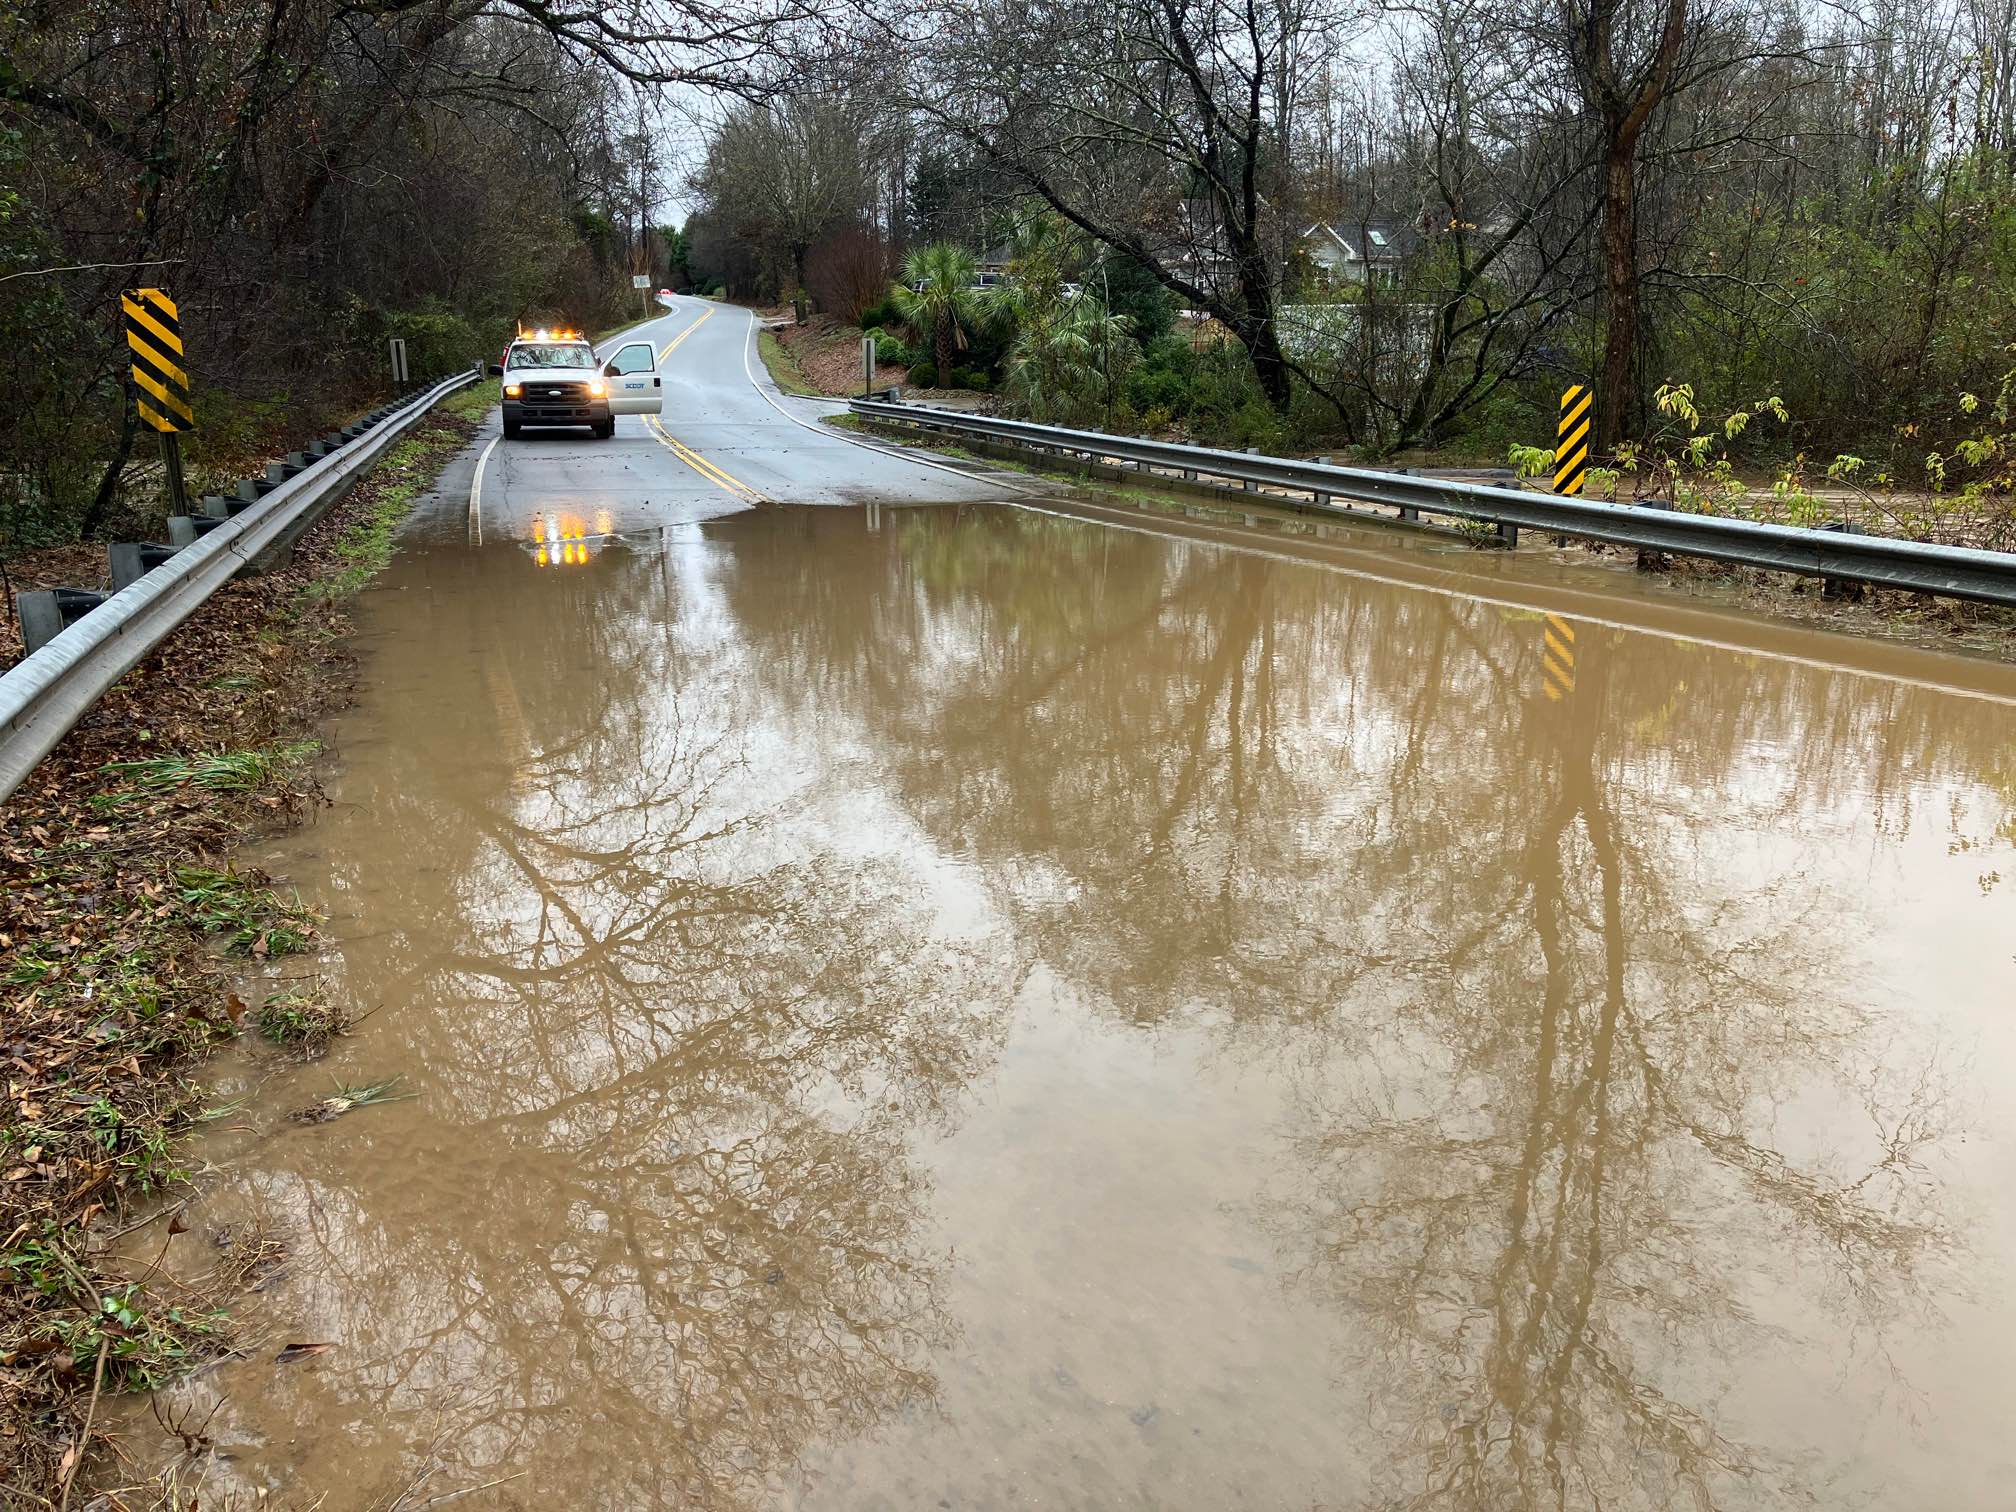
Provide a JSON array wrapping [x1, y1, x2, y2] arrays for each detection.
[[527, 508, 619, 567], [138, 501, 2016, 1509]]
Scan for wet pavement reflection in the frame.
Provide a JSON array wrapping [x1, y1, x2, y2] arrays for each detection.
[[140, 501, 2016, 1508]]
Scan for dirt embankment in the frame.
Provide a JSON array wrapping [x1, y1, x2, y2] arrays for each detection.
[[0, 396, 483, 1504], [757, 310, 908, 397]]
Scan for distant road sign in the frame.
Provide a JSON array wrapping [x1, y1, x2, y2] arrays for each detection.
[[122, 288, 192, 432], [632, 274, 652, 289]]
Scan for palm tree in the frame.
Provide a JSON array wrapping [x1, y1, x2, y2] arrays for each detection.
[[986, 215, 1137, 424], [1005, 298, 1137, 425], [890, 244, 979, 379]]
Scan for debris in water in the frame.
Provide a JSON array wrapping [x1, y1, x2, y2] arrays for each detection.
[[293, 1075, 414, 1123], [274, 1341, 337, 1364]]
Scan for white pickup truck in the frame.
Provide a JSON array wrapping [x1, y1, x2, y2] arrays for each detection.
[[487, 331, 662, 439]]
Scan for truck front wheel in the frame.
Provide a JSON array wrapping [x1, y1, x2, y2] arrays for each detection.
[[503, 418, 522, 439]]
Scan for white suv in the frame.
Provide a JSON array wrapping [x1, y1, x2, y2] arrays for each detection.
[[489, 332, 662, 439]]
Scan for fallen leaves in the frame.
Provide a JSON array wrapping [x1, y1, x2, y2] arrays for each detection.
[[0, 411, 482, 1498]]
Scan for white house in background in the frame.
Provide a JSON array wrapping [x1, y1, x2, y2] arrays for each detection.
[[1300, 221, 1418, 287]]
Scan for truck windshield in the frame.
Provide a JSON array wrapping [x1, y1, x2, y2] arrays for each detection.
[[509, 344, 594, 370]]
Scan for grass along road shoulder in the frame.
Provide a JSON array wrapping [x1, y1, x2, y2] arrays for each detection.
[[0, 397, 482, 1504], [756, 326, 822, 397]]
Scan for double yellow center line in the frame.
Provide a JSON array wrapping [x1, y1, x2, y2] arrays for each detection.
[[648, 416, 767, 504], [656, 305, 712, 365], [637, 305, 768, 504]]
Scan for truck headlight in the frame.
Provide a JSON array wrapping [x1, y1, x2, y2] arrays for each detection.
[[587, 378, 607, 398], [503, 382, 522, 398]]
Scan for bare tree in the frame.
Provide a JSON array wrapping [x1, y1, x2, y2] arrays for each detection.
[[689, 96, 882, 316], [915, 0, 1359, 414]]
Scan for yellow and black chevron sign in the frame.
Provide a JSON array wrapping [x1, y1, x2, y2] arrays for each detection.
[[1554, 384, 1590, 495], [1541, 613, 1576, 701], [122, 287, 193, 433]]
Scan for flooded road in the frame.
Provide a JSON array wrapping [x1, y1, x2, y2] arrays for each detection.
[[142, 498, 2016, 1509]]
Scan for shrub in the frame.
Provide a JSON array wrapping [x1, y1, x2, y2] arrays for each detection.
[[858, 298, 901, 331], [867, 330, 916, 366], [908, 362, 938, 388], [1128, 365, 1191, 416]]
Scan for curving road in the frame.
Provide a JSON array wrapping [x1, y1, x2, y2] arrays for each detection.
[[457, 295, 1031, 549]]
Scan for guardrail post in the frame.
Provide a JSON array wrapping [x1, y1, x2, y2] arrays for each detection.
[[18, 589, 107, 656], [1496, 521, 1519, 549], [1822, 520, 1870, 601], [1635, 498, 1672, 570], [1394, 467, 1421, 523], [1242, 448, 1258, 492], [108, 542, 178, 590], [1314, 457, 1334, 509], [167, 515, 226, 548]]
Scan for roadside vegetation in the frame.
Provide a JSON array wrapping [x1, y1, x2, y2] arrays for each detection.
[[0, 398, 478, 1500], [757, 329, 824, 398], [0, 0, 747, 562], [669, 0, 2016, 553]]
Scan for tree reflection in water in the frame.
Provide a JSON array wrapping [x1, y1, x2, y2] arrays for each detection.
[[161, 506, 2006, 1509], [189, 537, 1020, 1509], [1272, 631, 1962, 1510], [708, 505, 1990, 1510]]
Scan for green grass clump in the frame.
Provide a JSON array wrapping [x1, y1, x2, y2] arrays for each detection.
[[295, 1076, 415, 1122], [102, 741, 318, 795], [0, 1231, 225, 1392], [256, 988, 350, 1057], [172, 865, 316, 956]]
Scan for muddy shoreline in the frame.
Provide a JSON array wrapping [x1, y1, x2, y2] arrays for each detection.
[[0, 397, 482, 1504]]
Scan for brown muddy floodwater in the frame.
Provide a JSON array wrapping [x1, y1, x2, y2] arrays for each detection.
[[129, 499, 2016, 1510]]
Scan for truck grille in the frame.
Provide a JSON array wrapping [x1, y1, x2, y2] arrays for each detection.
[[524, 382, 585, 403]]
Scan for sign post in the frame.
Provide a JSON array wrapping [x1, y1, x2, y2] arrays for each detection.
[[122, 287, 193, 518], [632, 272, 651, 318], [862, 336, 875, 399], [388, 337, 409, 392]]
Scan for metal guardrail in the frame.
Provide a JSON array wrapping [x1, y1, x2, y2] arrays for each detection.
[[0, 369, 478, 802], [849, 399, 2016, 609]]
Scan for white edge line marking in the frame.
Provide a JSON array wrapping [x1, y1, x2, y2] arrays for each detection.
[[469, 434, 500, 546], [733, 304, 1040, 497], [1007, 498, 2016, 710]]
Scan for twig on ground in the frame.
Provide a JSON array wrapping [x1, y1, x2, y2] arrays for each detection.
[[55, 1337, 110, 1512]]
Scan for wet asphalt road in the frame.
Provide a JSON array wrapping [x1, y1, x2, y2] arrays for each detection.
[[458, 296, 1024, 547]]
